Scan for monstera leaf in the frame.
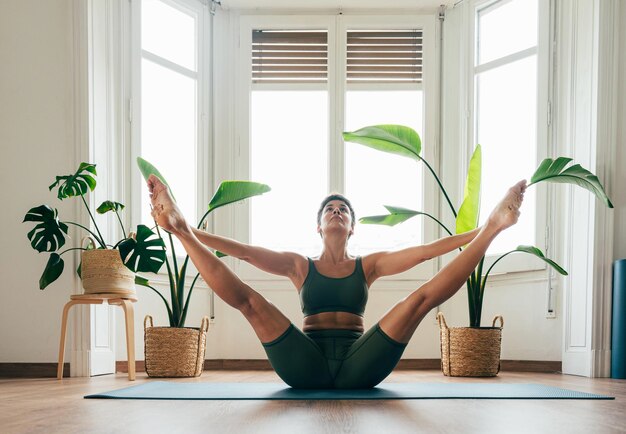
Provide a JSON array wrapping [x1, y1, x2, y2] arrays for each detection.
[[39, 253, 64, 289], [342, 125, 422, 162], [118, 224, 166, 273], [456, 145, 482, 235], [48, 162, 97, 200], [208, 181, 271, 212], [96, 201, 125, 214], [23, 205, 69, 252], [529, 157, 613, 208]]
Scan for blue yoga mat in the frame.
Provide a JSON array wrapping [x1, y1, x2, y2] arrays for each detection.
[[85, 382, 613, 400]]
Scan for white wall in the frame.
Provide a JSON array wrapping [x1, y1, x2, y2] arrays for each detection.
[[615, 2, 626, 262], [0, 0, 79, 362]]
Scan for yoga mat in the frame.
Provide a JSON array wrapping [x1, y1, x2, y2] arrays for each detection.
[[85, 382, 613, 400], [613, 259, 626, 379]]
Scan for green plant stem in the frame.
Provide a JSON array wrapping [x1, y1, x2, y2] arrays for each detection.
[[59, 247, 87, 256], [197, 208, 212, 230], [80, 194, 106, 248], [113, 210, 127, 238], [141, 283, 174, 326], [466, 279, 476, 326], [65, 221, 105, 247], [179, 273, 201, 327], [418, 212, 454, 237], [421, 158, 457, 218], [154, 223, 180, 322], [167, 233, 185, 317], [168, 233, 180, 288], [481, 250, 519, 290]]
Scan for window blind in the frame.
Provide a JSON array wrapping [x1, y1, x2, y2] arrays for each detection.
[[347, 30, 422, 84], [252, 30, 328, 84]]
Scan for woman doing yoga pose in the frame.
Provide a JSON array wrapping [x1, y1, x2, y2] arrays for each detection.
[[148, 175, 526, 389]]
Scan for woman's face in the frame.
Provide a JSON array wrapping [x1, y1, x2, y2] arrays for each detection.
[[318, 200, 354, 238]]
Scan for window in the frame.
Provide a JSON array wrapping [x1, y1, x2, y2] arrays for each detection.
[[131, 0, 208, 238], [470, 0, 549, 269], [239, 16, 436, 275], [344, 29, 424, 257], [249, 29, 330, 257]]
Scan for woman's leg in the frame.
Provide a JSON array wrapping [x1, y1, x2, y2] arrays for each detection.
[[147, 175, 291, 343], [378, 180, 527, 344]]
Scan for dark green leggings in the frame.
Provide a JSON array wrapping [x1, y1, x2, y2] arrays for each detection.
[[262, 322, 407, 389]]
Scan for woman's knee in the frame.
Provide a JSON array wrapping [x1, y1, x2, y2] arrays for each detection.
[[237, 289, 267, 317]]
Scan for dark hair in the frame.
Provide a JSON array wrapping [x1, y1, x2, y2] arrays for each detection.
[[316, 193, 356, 234]]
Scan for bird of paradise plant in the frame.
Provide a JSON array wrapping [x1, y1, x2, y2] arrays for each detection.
[[135, 157, 271, 327], [343, 125, 613, 327]]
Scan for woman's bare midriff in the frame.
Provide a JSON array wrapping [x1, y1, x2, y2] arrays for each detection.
[[302, 311, 365, 333]]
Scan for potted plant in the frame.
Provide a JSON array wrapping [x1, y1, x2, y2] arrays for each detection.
[[23, 162, 165, 294], [342, 125, 613, 376], [135, 157, 271, 377]]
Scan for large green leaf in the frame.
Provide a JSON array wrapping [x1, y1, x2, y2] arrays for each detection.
[[136, 157, 176, 202], [39, 253, 64, 289], [456, 145, 482, 234], [342, 125, 422, 162], [513, 245, 568, 275], [23, 205, 69, 252], [529, 157, 613, 208], [359, 206, 421, 226], [208, 181, 271, 212], [118, 224, 166, 273], [48, 162, 97, 200], [96, 200, 125, 214], [483, 244, 568, 289]]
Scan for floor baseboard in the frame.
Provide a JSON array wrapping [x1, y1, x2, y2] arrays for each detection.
[[117, 359, 561, 374], [0, 360, 562, 378], [0, 363, 69, 378]]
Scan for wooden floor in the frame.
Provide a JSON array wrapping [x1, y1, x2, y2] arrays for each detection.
[[1, 370, 624, 434]]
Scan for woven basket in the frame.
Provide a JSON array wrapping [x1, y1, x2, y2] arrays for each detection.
[[144, 315, 210, 378], [81, 237, 135, 296], [437, 312, 503, 377]]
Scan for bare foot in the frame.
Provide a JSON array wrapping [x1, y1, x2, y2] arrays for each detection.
[[147, 175, 189, 236], [486, 179, 527, 232]]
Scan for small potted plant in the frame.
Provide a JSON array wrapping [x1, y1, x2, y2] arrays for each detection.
[[136, 157, 271, 377], [23, 162, 165, 294], [343, 125, 613, 377]]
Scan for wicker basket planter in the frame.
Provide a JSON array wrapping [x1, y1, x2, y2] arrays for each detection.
[[81, 237, 135, 296], [437, 312, 503, 377], [144, 315, 210, 378]]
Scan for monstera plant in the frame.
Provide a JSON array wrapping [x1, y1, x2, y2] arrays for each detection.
[[343, 125, 613, 327], [23, 162, 165, 290], [136, 157, 271, 327]]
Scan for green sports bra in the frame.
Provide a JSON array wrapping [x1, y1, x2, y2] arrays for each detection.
[[299, 256, 369, 317]]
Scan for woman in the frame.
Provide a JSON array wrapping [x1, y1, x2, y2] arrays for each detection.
[[148, 175, 526, 389]]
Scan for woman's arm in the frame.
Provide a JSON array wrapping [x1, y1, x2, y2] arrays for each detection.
[[365, 228, 481, 283], [191, 228, 306, 280]]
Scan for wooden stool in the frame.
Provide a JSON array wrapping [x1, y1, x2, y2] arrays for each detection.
[[57, 293, 137, 381]]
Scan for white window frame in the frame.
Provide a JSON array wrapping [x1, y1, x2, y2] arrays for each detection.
[[464, 0, 552, 274], [129, 0, 212, 247], [235, 14, 439, 284]]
